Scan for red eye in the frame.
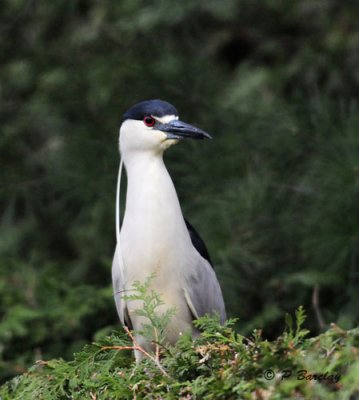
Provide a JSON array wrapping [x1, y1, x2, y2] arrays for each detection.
[[143, 116, 156, 127]]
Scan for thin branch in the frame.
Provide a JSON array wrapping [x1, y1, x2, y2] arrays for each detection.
[[153, 327, 160, 362], [100, 327, 169, 377], [312, 284, 326, 331]]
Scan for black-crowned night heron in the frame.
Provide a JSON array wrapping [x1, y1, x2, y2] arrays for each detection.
[[112, 99, 226, 361]]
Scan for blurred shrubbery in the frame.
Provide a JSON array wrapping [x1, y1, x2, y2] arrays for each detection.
[[1, 0, 359, 382]]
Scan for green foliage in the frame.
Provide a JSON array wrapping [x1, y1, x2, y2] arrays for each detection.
[[0, 309, 358, 399], [1, 0, 359, 385], [123, 276, 176, 345], [284, 306, 310, 346]]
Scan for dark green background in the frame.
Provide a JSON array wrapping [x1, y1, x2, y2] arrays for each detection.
[[1, 0, 358, 382]]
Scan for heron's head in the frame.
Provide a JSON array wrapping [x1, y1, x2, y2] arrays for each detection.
[[119, 99, 211, 156]]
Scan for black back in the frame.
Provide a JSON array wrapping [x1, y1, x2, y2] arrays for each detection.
[[185, 219, 213, 267], [123, 99, 178, 121]]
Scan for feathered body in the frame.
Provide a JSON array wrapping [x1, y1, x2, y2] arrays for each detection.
[[112, 100, 226, 360]]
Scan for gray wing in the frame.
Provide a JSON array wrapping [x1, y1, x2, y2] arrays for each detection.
[[112, 245, 133, 329], [184, 220, 226, 324], [184, 256, 226, 324]]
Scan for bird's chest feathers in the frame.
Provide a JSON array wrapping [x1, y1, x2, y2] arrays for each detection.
[[121, 211, 187, 281]]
